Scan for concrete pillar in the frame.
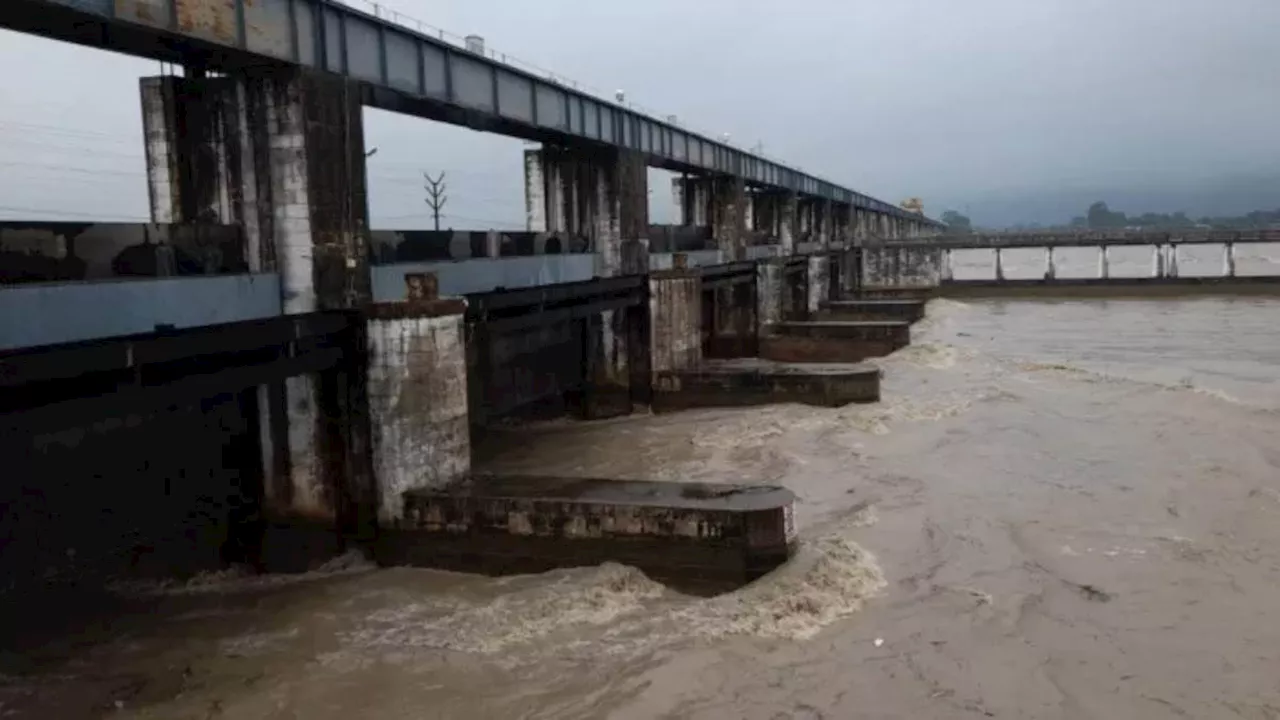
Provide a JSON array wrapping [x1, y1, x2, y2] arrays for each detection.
[[710, 176, 747, 261], [1166, 244, 1179, 278], [807, 254, 829, 314], [523, 149, 570, 233], [779, 193, 798, 255], [671, 176, 687, 226], [942, 249, 953, 281], [1224, 242, 1236, 277], [1045, 247, 1056, 280], [1152, 245, 1164, 277], [995, 248, 1005, 281], [816, 200, 834, 247], [142, 69, 373, 542], [524, 150, 548, 232], [140, 75, 235, 225], [526, 146, 647, 276], [743, 190, 755, 234], [754, 192, 778, 241], [837, 203, 855, 244], [680, 177, 711, 227], [1098, 246, 1110, 279], [366, 273, 469, 525], [756, 258, 784, 332], [594, 147, 649, 277], [649, 257, 702, 388]]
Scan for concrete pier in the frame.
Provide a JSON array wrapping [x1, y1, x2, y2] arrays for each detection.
[[379, 474, 798, 589], [366, 273, 470, 526], [141, 68, 373, 563], [653, 358, 880, 411], [819, 299, 926, 323], [759, 320, 911, 363]]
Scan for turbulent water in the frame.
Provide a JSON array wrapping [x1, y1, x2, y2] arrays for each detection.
[[8, 274, 1280, 717]]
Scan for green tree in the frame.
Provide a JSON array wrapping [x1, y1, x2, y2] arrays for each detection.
[[1086, 201, 1127, 229], [940, 210, 973, 233]]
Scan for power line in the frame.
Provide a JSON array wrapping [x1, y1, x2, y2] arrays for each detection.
[[0, 160, 145, 178], [0, 203, 149, 221]]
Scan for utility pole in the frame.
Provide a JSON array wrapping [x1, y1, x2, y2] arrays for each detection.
[[423, 171, 447, 231]]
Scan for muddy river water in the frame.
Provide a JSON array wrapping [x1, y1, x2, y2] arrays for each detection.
[[6, 250, 1280, 719]]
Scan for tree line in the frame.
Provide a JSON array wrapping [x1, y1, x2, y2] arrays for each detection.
[[937, 203, 1280, 233]]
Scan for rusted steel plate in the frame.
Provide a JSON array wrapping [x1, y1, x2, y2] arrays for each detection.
[[114, 0, 171, 28], [175, 0, 239, 45], [244, 0, 293, 59]]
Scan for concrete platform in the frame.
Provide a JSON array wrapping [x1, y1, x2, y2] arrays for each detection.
[[854, 286, 933, 300], [819, 299, 926, 323], [653, 358, 880, 411], [378, 474, 798, 591], [759, 320, 911, 363]]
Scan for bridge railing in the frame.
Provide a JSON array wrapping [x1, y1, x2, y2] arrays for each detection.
[[863, 228, 1280, 249]]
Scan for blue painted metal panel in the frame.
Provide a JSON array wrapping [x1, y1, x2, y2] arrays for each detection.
[[496, 70, 532, 122], [421, 42, 448, 98], [600, 105, 615, 143], [384, 29, 418, 92], [534, 84, 565, 129], [568, 96, 582, 135], [322, 7, 341, 72], [583, 101, 600, 140], [0, 274, 283, 351], [244, 0, 291, 58], [451, 54, 493, 110], [294, 0, 316, 65], [344, 16, 380, 82]]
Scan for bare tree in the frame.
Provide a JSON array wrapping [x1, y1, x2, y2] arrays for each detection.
[[423, 171, 448, 231]]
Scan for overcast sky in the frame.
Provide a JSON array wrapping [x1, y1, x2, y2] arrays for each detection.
[[1, 0, 1276, 228]]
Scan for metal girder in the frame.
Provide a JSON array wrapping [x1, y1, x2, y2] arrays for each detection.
[[9, 0, 940, 224]]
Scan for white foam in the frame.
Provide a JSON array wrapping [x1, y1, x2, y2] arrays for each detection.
[[676, 534, 886, 641], [107, 549, 376, 597], [341, 562, 665, 655]]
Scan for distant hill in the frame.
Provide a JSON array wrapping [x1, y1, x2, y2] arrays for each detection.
[[960, 172, 1280, 229]]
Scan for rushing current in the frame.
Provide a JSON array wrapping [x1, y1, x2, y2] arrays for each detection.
[[6, 248, 1280, 719]]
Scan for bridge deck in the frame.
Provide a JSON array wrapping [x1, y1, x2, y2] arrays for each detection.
[[4, 0, 928, 221]]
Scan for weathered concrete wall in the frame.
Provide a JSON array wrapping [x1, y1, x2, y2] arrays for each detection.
[[704, 281, 758, 359], [653, 360, 880, 412], [648, 224, 714, 253], [820, 299, 926, 323], [383, 475, 797, 586], [649, 268, 702, 387], [525, 146, 648, 278], [862, 246, 943, 288], [759, 321, 910, 363], [0, 273, 281, 350], [367, 300, 471, 525], [711, 176, 747, 261], [807, 254, 829, 314], [756, 259, 784, 332], [467, 317, 584, 426], [2, 389, 263, 592]]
